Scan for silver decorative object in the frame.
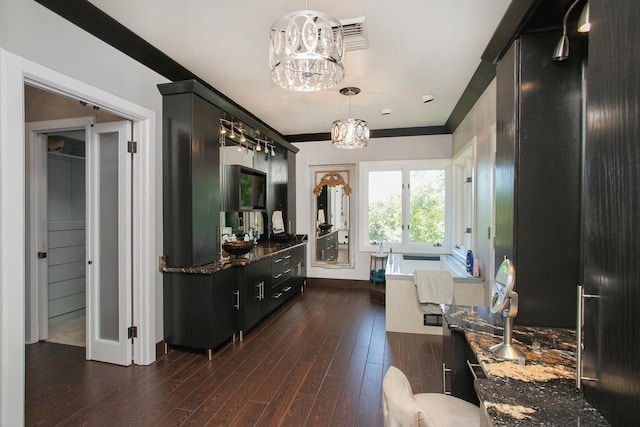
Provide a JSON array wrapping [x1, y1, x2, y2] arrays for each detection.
[[270, 9, 345, 91], [332, 87, 369, 149]]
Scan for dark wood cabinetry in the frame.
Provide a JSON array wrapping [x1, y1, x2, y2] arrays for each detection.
[[159, 82, 224, 267], [238, 257, 270, 334], [269, 248, 295, 311], [495, 29, 586, 328], [442, 317, 479, 405], [581, 1, 640, 424], [163, 269, 238, 357], [159, 79, 303, 358], [292, 244, 307, 292]]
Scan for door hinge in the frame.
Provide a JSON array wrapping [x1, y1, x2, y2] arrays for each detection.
[[465, 227, 472, 234], [127, 140, 137, 154], [128, 326, 138, 339], [465, 177, 472, 183]]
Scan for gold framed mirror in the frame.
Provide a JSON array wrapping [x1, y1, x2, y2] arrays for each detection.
[[310, 164, 355, 268]]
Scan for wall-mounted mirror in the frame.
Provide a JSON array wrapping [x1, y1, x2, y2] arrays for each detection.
[[310, 164, 355, 268]]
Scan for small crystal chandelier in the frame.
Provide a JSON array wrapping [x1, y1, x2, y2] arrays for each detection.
[[332, 87, 369, 149], [269, 2, 345, 92]]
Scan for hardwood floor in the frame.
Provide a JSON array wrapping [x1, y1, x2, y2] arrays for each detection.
[[26, 286, 444, 426]]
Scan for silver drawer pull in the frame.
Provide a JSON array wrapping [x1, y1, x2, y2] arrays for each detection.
[[274, 273, 282, 279], [442, 363, 451, 395], [466, 360, 482, 380], [273, 258, 283, 263], [284, 268, 292, 274], [284, 254, 292, 259], [273, 292, 282, 299], [283, 286, 292, 292]]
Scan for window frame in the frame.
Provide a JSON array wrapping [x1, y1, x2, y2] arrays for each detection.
[[358, 159, 452, 254], [451, 138, 477, 263]]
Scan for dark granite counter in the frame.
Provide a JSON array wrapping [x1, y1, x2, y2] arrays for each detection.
[[444, 305, 609, 426], [160, 238, 307, 274]]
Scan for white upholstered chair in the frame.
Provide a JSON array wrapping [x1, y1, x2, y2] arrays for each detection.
[[382, 366, 480, 427]]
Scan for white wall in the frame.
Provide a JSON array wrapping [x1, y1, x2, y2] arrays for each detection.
[[0, 0, 168, 340], [0, 1, 169, 424], [294, 134, 452, 281], [452, 78, 498, 304]]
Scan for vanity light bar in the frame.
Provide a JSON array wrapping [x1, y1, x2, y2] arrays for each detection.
[[219, 118, 276, 157]]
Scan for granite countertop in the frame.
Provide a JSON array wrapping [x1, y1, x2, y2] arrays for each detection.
[[160, 238, 307, 274], [444, 305, 609, 426]]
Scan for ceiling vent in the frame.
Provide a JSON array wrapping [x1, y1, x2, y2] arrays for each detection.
[[334, 16, 368, 51]]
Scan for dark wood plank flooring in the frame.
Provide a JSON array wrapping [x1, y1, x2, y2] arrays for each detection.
[[26, 286, 443, 426]]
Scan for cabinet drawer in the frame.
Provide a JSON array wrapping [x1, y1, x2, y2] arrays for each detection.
[[272, 266, 292, 287], [272, 249, 292, 286], [271, 281, 295, 301]]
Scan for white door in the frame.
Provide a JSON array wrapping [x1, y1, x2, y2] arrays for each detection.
[[86, 121, 133, 366]]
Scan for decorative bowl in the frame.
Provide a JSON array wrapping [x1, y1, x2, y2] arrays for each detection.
[[318, 223, 333, 232], [222, 240, 256, 257]]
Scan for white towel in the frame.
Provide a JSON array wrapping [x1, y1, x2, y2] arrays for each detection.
[[272, 210, 285, 234], [317, 209, 325, 224], [413, 270, 453, 304]]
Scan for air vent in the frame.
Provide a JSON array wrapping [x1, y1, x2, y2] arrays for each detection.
[[334, 16, 368, 51]]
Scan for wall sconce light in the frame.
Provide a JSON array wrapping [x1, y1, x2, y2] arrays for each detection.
[[553, 0, 590, 61], [577, 2, 590, 33]]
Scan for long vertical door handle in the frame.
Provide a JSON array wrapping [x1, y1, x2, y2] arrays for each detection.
[[576, 285, 600, 389], [233, 290, 240, 310]]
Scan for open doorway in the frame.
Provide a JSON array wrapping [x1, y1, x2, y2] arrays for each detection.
[[25, 84, 135, 365], [1, 50, 159, 425]]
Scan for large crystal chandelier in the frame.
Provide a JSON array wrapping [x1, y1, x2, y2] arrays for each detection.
[[270, 5, 345, 92], [332, 87, 369, 149]]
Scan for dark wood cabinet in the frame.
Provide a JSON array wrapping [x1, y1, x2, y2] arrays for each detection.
[[163, 269, 238, 357], [442, 317, 479, 405], [495, 28, 586, 328], [269, 248, 294, 311], [581, 1, 640, 424], [158, 81, 224, 267], [238, 257, 270, 335], [292, 244, 307, 292]]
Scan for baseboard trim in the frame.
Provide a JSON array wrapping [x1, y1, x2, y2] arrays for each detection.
[[306, 277, 371, 289]]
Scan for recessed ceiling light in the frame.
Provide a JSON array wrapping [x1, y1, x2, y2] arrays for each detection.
[[421, 94, 436, 103], [380, 108, 392, 115]]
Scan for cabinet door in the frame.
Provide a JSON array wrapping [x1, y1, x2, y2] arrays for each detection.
[[240, 258, 269, 333], [292, 245, 307, 292], [164, 271, 236, 351], [210, 268, 238, 348]]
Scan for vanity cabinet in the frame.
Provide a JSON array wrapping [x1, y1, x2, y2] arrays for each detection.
[[292, 244, 307, 292], [238, 257, 270, 334], [163, 268, 238, 357], [270, 248, 295, 311], [442, 316, 479, 405]]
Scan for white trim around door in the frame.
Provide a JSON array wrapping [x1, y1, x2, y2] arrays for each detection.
[[0, 48, 158, 427]]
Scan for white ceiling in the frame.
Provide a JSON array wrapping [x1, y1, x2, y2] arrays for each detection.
[[86, 0, 511, 136]]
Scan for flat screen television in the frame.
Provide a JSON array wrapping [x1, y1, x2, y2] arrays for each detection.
[[225, 165, 267, 211]]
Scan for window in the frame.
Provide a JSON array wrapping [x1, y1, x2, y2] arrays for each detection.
[[359, 160, 450, 253], [451, 140, 476, 262]]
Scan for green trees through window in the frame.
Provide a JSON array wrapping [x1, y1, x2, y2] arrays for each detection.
[[367, 168, 445, 246]]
